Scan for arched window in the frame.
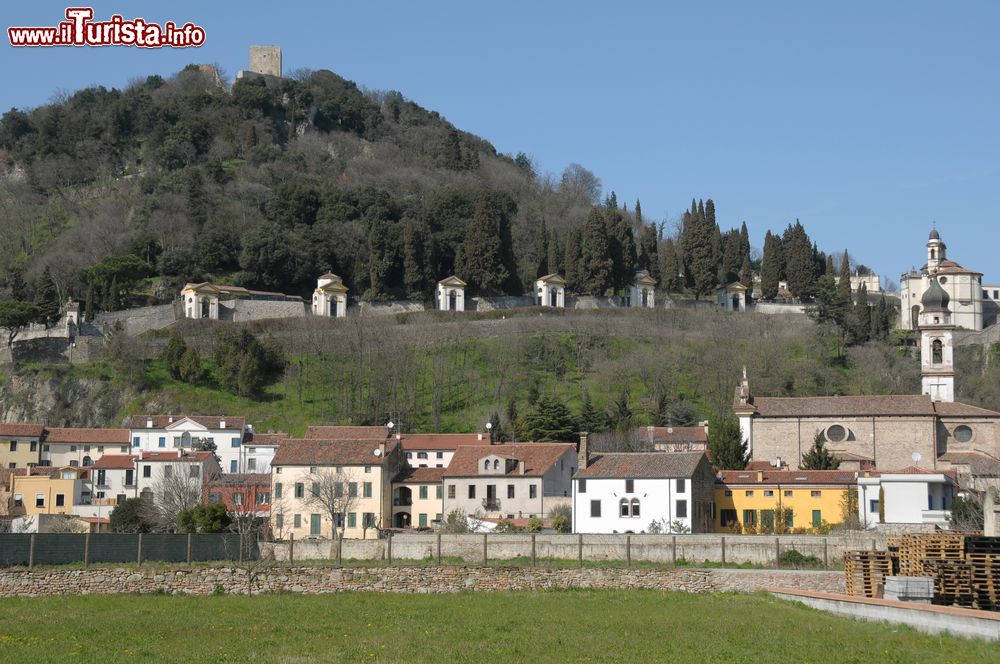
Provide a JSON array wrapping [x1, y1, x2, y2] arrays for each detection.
[[493, 459, 500, 470], [930, 249, 936, 259], [484, 460, 490, 470], [619, 498, 629, 517], [932, 339, 943, 364], [631, 498, 640, 518], [82, 456, 93, 467]]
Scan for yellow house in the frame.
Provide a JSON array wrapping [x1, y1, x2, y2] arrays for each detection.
[[9, 467, 89, 517], [270, 438, 405, 540], [0, 423, 44, 469], [391, 467, 445, 529], [715, 469, 856, 533]]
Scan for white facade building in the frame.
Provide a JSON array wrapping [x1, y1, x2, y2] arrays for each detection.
[[899, 229, 985, 331], [135, 450, 222, 504], [436, 276, 467, 312], [534, 274, 566, 308], [918, 277, 955, 403], [126, 416, 248, 473], [627, 271, 657, 308], [857, 469, 956, 528], [312, 273, 348, 318], [572, 447, 715, 534], [717, 282, 748, 312]]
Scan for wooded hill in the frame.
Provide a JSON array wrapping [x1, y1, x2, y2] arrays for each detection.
[[0, 63, 875, 315]]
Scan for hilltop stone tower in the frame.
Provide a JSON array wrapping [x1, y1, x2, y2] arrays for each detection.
[[919, 276, 955, 402], [249, 45, 281, 77]]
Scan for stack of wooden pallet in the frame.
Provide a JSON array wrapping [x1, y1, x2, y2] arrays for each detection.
[[896, 532, 966, 576], [844, 550, 893, 598], [886, 537, 902, 576], [921, 559, 976, 607], [964, 536, 1000, 611]]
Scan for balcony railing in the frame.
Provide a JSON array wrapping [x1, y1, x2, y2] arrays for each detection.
[[393, 498, 412, 507], [482, 498, 501, 511]]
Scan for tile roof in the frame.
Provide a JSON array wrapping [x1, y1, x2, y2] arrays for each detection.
[[272, 439, 397, 466], [139, 451, 215, 462], [124, 415, 246, 430], [575, 452, 707, 479], [246, 432, 289, 445], [751, 395, 937, 417], [718, 470, 858, 485], [44, 428, 130, 444], [932, 402, 1000, 417], [304, 425, 391, 440], [939, 451, 1000, 476], [394, 467, 446, 484], [400, 433, 490, 450], [444, 443, 575, 478], [0, 423, 45, 437], [208, 473, 272, 487], [92, 455, 136, 470]]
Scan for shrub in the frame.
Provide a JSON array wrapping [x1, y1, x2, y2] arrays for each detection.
[[550, 504, 571, 533], [526, 516, 544, 533], [777, 549, 822, 568]]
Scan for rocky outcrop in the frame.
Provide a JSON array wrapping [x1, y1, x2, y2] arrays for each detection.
[[0, 369, 135, 427]]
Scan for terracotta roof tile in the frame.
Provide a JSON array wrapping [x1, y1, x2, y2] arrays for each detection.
[[124, 415, 246, 430], [246, 432, 289, 445], [92, 455, 136, 470], [939, 451, 1000, 476], [633, 426, 708, 444], [575, 452, 707, 479], [400, 433, 490, 450], [139, 450, 215, 462], [272, 439, 398, 466], [44, 428, 130, 444], [718, 470, 857, 485], [0, 423, 45, 437], [304, 426, 391, 440], [932, 402, 1000, 417], [444, 443, 575, 478], [751, 395, 938, 417], [395, 467, 446, 484]]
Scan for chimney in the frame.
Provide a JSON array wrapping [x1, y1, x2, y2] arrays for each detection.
[[379, 441, 387, 459], [519, 460, 525, 475], [146, 417, 153, 429], [477, 433, 483, 441], [578, 432, 589, 470], [756, 470, 763, 483], [220, 418, 226, 429]]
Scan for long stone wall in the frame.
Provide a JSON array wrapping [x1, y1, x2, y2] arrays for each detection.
[[0, 565, 844, 597], [269, 533, 887, 566]]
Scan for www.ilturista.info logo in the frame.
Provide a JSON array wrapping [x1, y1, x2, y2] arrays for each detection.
[[8, 7, 205, 48]]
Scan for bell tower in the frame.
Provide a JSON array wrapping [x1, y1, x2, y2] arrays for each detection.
[[919, 276, 955, 402], [926, 227, 946, 274]]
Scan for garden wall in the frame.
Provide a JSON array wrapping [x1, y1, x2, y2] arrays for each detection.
[[0, 565, 845, 597]]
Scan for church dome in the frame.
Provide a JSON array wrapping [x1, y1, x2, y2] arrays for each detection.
[[921, 277, 950, 311], [929, 228, 940, 240]]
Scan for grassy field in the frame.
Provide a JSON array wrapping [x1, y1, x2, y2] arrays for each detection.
[[0, 590, 990, 663]]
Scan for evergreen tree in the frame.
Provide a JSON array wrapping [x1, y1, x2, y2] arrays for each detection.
[[34, 266, 60, 327], [760, 231, 782, 300], [523, 395, 578, 442], [740, 254, 754, 300], [782, 221, 817, 299], [605, 207, 636, 292], [606, 386, 633, 431], [535, 217, 550, 278], [825, 254, 835, 276], [563, 228, 583, 292], [179, 346, 203, 384], [488, 411, 509, 443], [459, 191, 518, 295], [578, 389, 605, 433], [580, 208, 614, 295], [681, 201, 717, 299], [84, 284, 94, 322], [546, 230, 561, 277], [850, 283, 871, 345], [402, 219, 430, 299], [808, 274, 841, 326], [707, 415, 749, 470], [836, 250, 853, 321], [720, 229, 742, 284], [801, 431, 840, 470], [661, 238, 681, 292], [7, 266, 26, 301], [637, 224, 659, 280], [161, 335, 187, 379], [739, 221, 751, 265]]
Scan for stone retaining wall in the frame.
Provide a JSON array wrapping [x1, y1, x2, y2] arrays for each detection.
[[0, 565, 844, 597]]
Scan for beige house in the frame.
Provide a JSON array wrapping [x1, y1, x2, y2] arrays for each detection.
[[391, 467, 445, 529], [442, 443, 576, 520], [0, 423, 44, 469], [717, 282, 748, 311], [41, 428, 131, 468], [627, 271, 657, 308], [534, 274, 566, 308], [437, 276, 467, 312], [181, 282, 301, 320], [312, 273, 348, 318], [270, 438, 405, 540]]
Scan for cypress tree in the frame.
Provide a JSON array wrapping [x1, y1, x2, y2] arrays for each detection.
[[563, 228, 582, 292], [546, 230, 561, 277], [402, 219, 428, 299], [825, 254, 835, 276], [836, 250, 853, 324], [34, 266, 60, 327], [459, 191, 517, 295], [740, 254, 754, 300], [739, 221, 751, 265], [580, 208, 614, 295], [851, 283, 871, 344], [535, 217, 550, 278], [760, 231, 781, 300], [637, 224, 659, 280], [681, 204, 717, 300], [605, 207, 636, 292], [720, 230, 742, 284], [661, 238, 680, 293], [84, 284, 94, 322], [782, 221, 816, 299], [7, 266, 26, 301]]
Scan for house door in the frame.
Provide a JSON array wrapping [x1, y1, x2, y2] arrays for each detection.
[[549, 289, 557, 307], [330, 299, 338, 317], [310, 514, 321, 536], [642, 289, 648, 307], [732, 294, 740, 310], [200, 298, 210, 318], [449, 290, 457, 311], [911, 305, 920, 328], [394, 512, 411, 528]]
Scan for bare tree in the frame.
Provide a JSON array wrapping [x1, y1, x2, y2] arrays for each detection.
[[224, 474, 274, 595], [304, 468, 361, 539], [141, 463, 202, 532]]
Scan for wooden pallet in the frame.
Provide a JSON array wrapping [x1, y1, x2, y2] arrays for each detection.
[[844, 550, 893, 598]]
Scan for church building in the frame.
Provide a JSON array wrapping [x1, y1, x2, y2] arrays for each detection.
[[736, 277, 1000, 476]]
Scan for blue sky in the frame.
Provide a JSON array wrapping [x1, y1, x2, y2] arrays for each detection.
[[3, 1, 999, 284]]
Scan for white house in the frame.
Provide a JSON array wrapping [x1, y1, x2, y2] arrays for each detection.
[[535, 273, 566, 308], [312, 273, 348, 318], [125, 415, 247, 473], [75, 454, 137, 520], [135, 450, 223, 504], [437, 276, 467, 312], [717, 282, 748, 312], [572, 444, 715, 534], [857, 468, 957, 528], [627, 271, 657, 308]]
